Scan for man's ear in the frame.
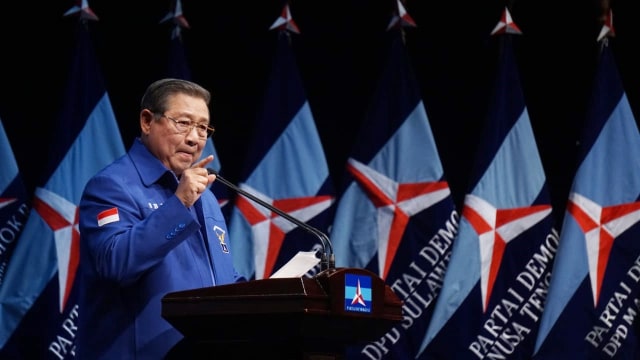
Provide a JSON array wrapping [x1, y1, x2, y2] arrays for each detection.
[[140, 109, 154, 134]]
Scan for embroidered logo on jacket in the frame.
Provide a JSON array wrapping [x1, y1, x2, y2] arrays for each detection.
[[213, 225, 229, 253]]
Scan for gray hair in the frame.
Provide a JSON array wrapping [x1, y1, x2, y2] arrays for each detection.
[[140, 78, 211, 114]]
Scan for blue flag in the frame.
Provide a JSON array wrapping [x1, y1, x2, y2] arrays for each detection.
[[159, 0, 229, 210], [227, 25, 334, 280], [416, 13, 557, 359], [0, 119, 30, 287], [533, 33, 640, 360], [329, 27, 457, 359], [0, 11, 125, 359]]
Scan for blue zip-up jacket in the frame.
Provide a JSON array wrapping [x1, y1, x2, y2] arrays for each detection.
[[77, 138, 241, 359]]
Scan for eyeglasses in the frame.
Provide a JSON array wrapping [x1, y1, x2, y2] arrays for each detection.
[[159, 114, 215, 138]]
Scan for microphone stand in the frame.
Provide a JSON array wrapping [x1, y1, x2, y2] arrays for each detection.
[[208, 169, 335, 271]]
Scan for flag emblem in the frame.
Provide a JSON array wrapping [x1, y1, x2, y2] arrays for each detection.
[[97, 207, 119, 227], [344, 274, 372, 313]]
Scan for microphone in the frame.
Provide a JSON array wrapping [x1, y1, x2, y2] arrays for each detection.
[[207, 168, 335, 272]]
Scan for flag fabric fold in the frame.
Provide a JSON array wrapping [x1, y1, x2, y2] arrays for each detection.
[[227, 26, 335, 280], [0, 17, 125, 358], [416, 24, 557, 360], [329, 28, 457, 359], [533, 38, 640, 360]]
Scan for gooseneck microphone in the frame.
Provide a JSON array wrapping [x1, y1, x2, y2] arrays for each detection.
[[207, 168, 335, 271]]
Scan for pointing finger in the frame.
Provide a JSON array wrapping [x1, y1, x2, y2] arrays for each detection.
[[192, 155, 214, 169]]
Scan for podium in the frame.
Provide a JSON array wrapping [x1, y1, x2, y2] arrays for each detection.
[[162, 267, 403, 359]]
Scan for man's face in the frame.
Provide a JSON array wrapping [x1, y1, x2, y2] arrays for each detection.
[[142, 93, 210, 176]]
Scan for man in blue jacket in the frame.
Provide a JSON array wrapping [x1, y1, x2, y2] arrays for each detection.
[[77, 78, 243, 359]]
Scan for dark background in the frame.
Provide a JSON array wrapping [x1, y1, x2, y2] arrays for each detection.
[[1, 0, 639, 215]]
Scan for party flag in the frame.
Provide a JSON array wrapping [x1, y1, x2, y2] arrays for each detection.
[[227, 5, 334, 280], [160, 0, 229, 209], [0, 3, 125, 358], [533, 11, 640, 359], [416, 8, 557, 359], [330, 3, 457, 358]]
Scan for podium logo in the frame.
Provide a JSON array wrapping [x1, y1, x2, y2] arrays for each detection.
[[344, 274, 372, 313]]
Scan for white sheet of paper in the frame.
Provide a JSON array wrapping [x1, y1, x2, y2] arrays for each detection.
[[270, 250, 321, 278]]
